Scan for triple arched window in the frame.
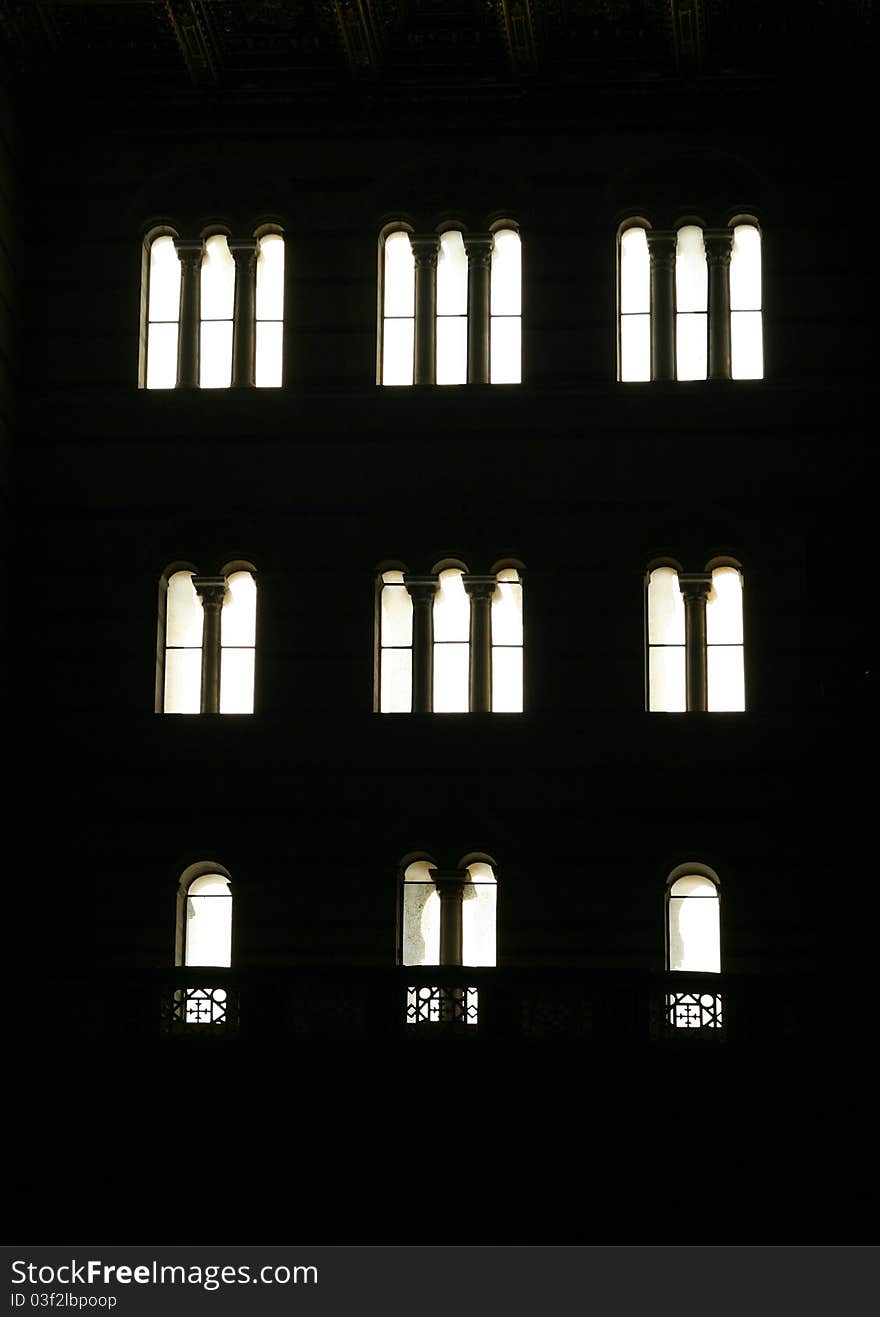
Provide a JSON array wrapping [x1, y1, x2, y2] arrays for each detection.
[[379, 222, 522, 385], [646, 561, 745, 711], [377, 563, 524, 713], [619, 218, 762, 382], [158, 564, 258, 714], [142, 227, 285, 389]]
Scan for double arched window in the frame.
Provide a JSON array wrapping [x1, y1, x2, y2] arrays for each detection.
[[377, 562, 524, 713], [158, 564, 258, 714], [619, 217, 762, 381], [379, 221, 521, 385], [401, 856, 497, 967], [646, 560, 745, 711], [142, 226, 284, 389]]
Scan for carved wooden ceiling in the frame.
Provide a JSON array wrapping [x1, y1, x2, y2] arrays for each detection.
[[0, 1, 872, 94]]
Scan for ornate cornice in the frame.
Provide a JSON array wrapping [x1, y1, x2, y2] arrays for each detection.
[[326, 0, 386, 73], [495, 0, 539, 74], [164, 0, 221, 86]]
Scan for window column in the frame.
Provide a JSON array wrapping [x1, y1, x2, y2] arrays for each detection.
[[193, 576, 227, 713], [646, 231, 676, 380], [678, 573, 711, 711], [464, 575, 496, 712], [464, 235, 492, 383], [409, 235, 439, 384], [432, 868, 468, 966], [229, 238, 258, 387], [405, 575, 439, 711], [705, 228, 734, 381], [174, 238, 204, 388]]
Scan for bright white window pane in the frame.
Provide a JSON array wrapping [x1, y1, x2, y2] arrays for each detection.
[[382, 317, 414, 385], [437, 230, 467, 315], [200, 234, 235, 320], [148, 235, 181, 323], [384, 231, 415, 318], [166, 571, 203, 648], [492, 574, 522, 645], [707, 645, 745, 712], [490, 316, 521, 383], [462, 870, 497, 966], [380, 648, 412, 713], [185, 873, 232, 967], [731, 310, 763, 380], [706, 567, 743, 644], [620, 226, 650, 314], [668, 875, 720, 973], [433, 568, 469, 642], [647, 567, 685, 645], [491, 229, 521, 316], [146, 321, 179, 389], [164, 648, 202, 714], [648, 646, 686, 712], [676, 311, 707, 380], [381, 573, 412, 647], [620, 313, 650, 382], [221, 572, 257, 647], [675, 225, 707, 313], [730, 224, 761, 311], [256, 233, 285, 321], [403, 861, 440, 966], [433, 644, 469, 712], [436, 317, 467, 385], [200, 320, 233, 388], [492, 647, 523, 712], [255, 321, 283, 387], [219, 648, 255, 714]]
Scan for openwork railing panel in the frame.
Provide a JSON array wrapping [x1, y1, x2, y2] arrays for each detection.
[[405, 983, 480, 1030], [160, 983, 240, 1037]]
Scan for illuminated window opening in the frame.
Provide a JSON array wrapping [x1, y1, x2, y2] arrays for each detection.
[[381, 229, 415, 385], [437, 230, 468, 385], [145, 234, 181, 390], [706, 565, 745, 712], [255, 232, 284, 387], [619, 225, 651, 382], [646, 565, 686, 712], [490, 228, 521, 383], [433, 568, 470, 712], [491, 568, 523, 712], [675, 225, 707, 380], [730, 222, 763, 380], [378, 569, 413, 713]]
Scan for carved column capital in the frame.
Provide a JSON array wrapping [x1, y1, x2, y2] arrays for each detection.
[[646, 230, 676, 271], [678, 572, 712, 602], [192, 576, 228, 610], [228, 237, 259, 269], [704, 229, 734, 267], [404, 575, 440, 605], [173, 237, 204, 271], [463, 575, 498, 602], [409, 234, 440, 268], [463, 235, 493, 270]]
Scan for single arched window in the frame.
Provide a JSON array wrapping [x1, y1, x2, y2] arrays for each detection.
[[433, 567, 470, 712], [491, 567, 523, 712], [145, 233, 181, 389], [675, 224, 708, 380], [646, 565, 686, 712], [706, 564, 745, 711], [183, 871, 233, 968], [619, 223, 651, 382], [378, 569, 413, 713], [730, 222, 763, 379], [436, 229, 468, 385], [381, 229, 415, 385], [490, 227, 521, 383], [255, 231, 285, 387], [667, 871, 721, 973], [163, 569, 204, 714], [200, 234, 235, 388]]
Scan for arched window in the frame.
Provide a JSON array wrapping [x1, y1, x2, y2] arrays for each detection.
[[255, 231, 285, 387], [163, 569, 203, 714], [168, 863, 234, 1029], [675, 224, 708, 380], [378, 568, 413, 713], [183, 871, 233, 968], [200, 233, 235, 388], [491, 567, 523, 712], [381, 228, 415, 386], [159, 565, 257, 714], [729, 222, 763, 379], [490, 227, 521, 383], [618, 223, 651, 382], [436, 229, 468, 385], [646, 560, 745, 712], [646, 565, 686, 712], [401, 857, 497, 967], [706, 564, 745, 712], [145, 233, 181, 390], [666, 864, 722, 1031], [433, 567, 470, 712]]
